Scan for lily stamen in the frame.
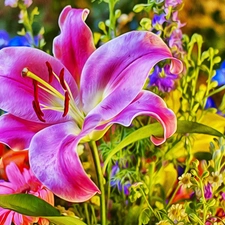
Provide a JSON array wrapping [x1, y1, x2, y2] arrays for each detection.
[[21, 66, 84, 125], [59, 68, 67, 90], [32, 100, 45, 122], [46, 61, 54, 83], [32, 79, 45, 121], [22, 67, 64, 100], [63, 91, 70, 117]]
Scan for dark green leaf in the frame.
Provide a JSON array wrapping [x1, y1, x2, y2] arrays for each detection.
[[0, 194, 60, 216], [194, 152, 212, 161], [0, 194, 87, 225], [177, 120, 224, 137]]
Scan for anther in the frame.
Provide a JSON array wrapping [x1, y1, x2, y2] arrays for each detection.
[[63, 91, 70, 117], [33, 80, 39, 102], [21, 67, 29, 77], [46, 61, 54, 83], [32, 80, 45, 122], [32, 100, 45, 122], [59, 68, 67, 90]]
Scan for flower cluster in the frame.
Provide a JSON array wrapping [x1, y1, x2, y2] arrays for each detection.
[[147, 0, 185, 93], [0, 155, 54, 225]]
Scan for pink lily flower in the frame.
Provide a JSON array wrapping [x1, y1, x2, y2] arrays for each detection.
[[0, 162, 54, 225], [0, 6, 182, 202]]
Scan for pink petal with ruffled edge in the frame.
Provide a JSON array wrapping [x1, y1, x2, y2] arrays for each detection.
[[95, 91, 177, 145], [0, 114, 48, 150], [6, 163, 28, 192], [53, 6, 95, 85], [0, 47, 78, 123], [29, 121, 100, 202], [80, 31, 183, 119]]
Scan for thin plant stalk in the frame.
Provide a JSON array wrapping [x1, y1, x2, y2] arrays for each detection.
[[91, 141, 106, 225]]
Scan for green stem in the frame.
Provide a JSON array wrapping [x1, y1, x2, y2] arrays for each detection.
[[208, 84, 225, 97], [140, 188, 159, 220], [167, 183, 181, 207], [90, 141, 106, 225], [198, 179, 207, 223], [84, 203, 91, 225], [108, 0, 116, 39]]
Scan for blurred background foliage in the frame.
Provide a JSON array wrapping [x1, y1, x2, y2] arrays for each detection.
[[0, 0, 225, 58]]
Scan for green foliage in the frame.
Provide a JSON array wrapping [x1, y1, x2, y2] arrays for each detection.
[[0, 194, 86, 225]]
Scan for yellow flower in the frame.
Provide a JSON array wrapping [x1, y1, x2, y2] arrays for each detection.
[[178, 173, 192, 188], [168, 204, 187, 222], [208, 171, 223, 190]]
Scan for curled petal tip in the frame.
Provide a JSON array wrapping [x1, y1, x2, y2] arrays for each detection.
[[170, 58, 183, 74]]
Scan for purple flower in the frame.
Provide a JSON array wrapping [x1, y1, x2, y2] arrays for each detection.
[[152, 13, 166, 27], [204, 183, 213, 199], [169, 29, 183, 52], [110, 162, 131, 195], [150, 3, 185, 57], [149, 64, 179, 92], [5, 0, 32, 8], [221, 192, 225, 200], [165, 0, 183, 8]]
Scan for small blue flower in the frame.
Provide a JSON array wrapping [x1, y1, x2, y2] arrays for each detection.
[[8, 35, 32, 47], [0, 30, 39, 49], [205, 97, 217, 109], [0, 30, 10, 49], [212, 60, 225, 86]]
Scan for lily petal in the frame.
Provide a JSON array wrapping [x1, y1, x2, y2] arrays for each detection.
[[0, 47, 78, 123], [96, 90, 176, 145], [29, 121, 100, 202], [81, 31, 183, 119], [53, 6, 95, 85], [0, 114, 47, 150]]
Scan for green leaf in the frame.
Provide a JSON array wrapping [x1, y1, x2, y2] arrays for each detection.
[[0, 194, 60, 216], [133, 4, 152, 13], [45, 216, 87, 225], [103, 120, 223, 172], [194, 151, 212, 161], [176, 120, 223, 137], [0, 194, 87, 225]]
